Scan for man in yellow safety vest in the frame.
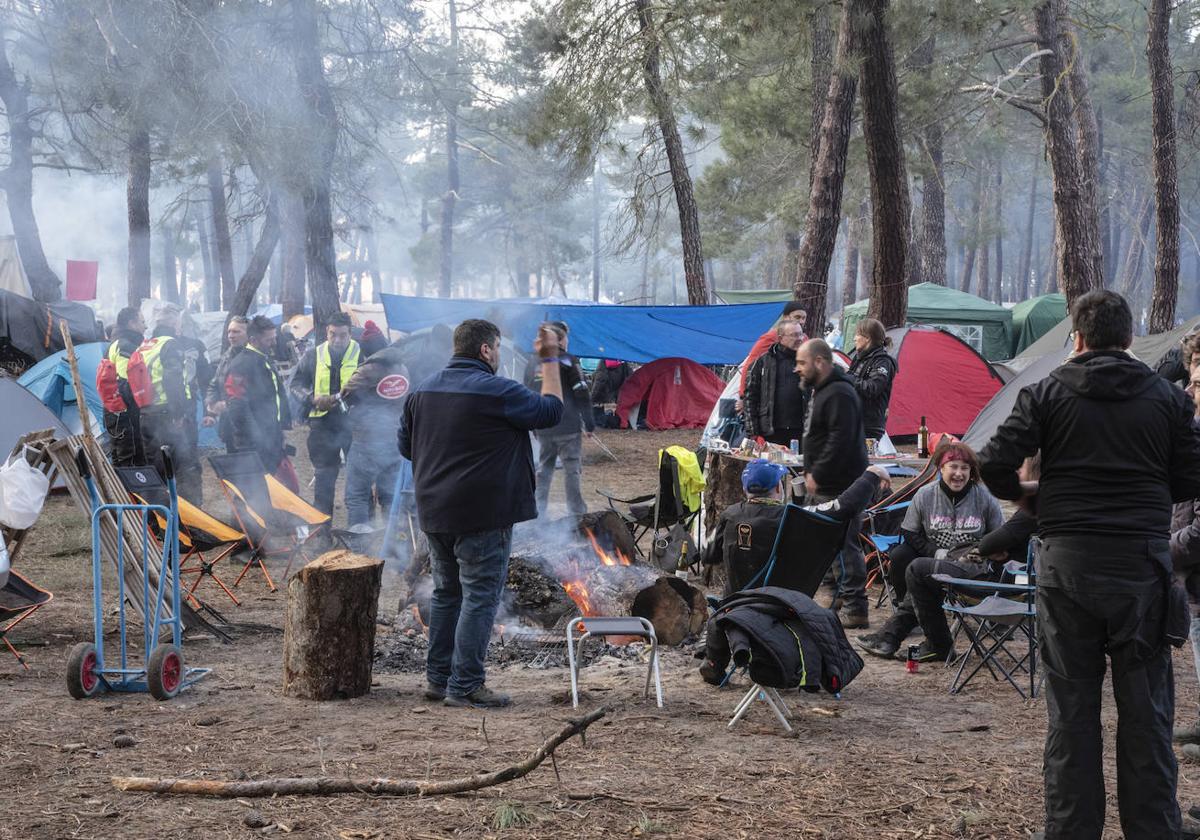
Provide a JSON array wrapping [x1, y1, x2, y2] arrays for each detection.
[[136, 327, 203, 502], [290, 312, 360, 516], [102, 306, 147, 466]]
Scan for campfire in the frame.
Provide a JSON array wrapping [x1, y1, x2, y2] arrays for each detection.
[[404, 511, 707, 646]]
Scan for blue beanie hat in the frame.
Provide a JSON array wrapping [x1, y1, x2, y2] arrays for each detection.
[[741, 459, 788, 495]]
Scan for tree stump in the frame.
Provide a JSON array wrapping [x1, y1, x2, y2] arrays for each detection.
[[704, 452, 751, 534], [283, 550, 383, 700]]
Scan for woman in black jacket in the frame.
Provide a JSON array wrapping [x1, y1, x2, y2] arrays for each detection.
[[847, 318, 898, 439]]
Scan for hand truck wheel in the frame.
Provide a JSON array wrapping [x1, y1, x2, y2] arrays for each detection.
[[66, 642, 102, 699], [147, 643, 184, 700]]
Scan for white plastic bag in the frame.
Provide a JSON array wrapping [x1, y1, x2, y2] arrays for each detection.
[[0, 451, 49, 530]]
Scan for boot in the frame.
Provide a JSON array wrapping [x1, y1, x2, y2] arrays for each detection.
[[1176, 720, 1200, 745], [857, 632, 899, 659], [838, 606, 869, 630]]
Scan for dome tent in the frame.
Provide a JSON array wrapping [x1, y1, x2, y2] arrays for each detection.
[[841, 283, 1014, 361], [1010, 293, 1067, 356], [881, 326, 1004, 439], [617, 358, 725, 430]]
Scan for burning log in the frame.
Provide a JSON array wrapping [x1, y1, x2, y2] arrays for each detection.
[[504, 553, 580, 630], [564, 564, 706, 646], [283, 550, 383, 700]]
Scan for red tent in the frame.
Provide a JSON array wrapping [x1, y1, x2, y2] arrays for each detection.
[[616, 357, 725, 430], [884, 327, 1003, 438]]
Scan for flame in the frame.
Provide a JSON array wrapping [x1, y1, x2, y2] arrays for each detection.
[[410, 604, 428, 632], [585, 528, 631, 567]]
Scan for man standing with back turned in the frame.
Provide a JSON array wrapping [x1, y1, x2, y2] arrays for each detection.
[[979, 290, 1200, 840], [400, 320, 563, 709]]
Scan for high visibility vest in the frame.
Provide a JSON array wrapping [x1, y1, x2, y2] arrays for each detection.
[[310, 340, 360, 417], [138, 336, 191, 407], [107, 341, 129, 379], [246, 344, 283, 422]]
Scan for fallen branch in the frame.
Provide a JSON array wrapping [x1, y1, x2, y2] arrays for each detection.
[[112, 708, 606, 798]]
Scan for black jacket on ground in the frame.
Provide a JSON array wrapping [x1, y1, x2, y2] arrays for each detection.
[[225, 344, 292, 469], [701, 587, 865, 693], [523, 354, 594, 438], [743, 343, 806, 440], [803, 367, 867, 496], [848, 345, 898, 437], [979, 350, 1200, 542], [399, 357, 563, 534]]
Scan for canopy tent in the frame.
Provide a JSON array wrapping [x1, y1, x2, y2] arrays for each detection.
[[1131, 315, 1200, 368], [1010, 293, 1067, 356], [841, 283, 1014, 361], [715, 289, 792, 304], [380, 294, 783, 364], [18, 341, 107, 440], [616, 358, 725, 430], [882, 326, 1004, 438]]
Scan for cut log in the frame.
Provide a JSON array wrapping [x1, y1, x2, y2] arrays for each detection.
[[559, 509, 638, 561], [503, 553, 580, 630], [283, 550, 383, 700], [631, 576, 708, 645]]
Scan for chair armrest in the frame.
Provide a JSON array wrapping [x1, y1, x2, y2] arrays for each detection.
[[595, 488, 655, 505], [932, 573, 1033, 594]]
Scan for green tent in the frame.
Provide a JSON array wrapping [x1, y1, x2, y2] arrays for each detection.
[[1010, 293, 1067, 356], [840, 282, 1014, 361], [715, 289, 793, 304]]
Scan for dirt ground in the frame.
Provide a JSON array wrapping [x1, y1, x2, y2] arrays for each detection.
[[3, 427, 1200, 839]]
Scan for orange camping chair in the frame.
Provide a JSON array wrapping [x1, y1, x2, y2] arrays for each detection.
[[209, 452, 333, 591]]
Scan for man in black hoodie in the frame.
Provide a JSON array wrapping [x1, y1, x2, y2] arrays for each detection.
[[796, 338, 870, 628], [979, 290, 1200, 840]]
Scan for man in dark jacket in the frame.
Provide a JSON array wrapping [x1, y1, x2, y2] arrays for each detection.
[[204, 315, 249, 451], [341, 344, 408, 527], [399, 319, 563, 709], [847, 317, 898, 440], [225, 316, 295, 489], [102, 306, 146, 467], [523, 322, 594, 517], [796, 338, 870, 628], [978, 290, 1200, 840], [743, 321, 806, 447], [151, 303, 212, 500]]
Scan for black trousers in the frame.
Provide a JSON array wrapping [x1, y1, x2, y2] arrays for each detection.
[[879, 555, 989, 652], [307, 420, 352, 516], [887, 542, 919, 603], [139, 408, 202, 503], [104, 410, 144, 467], [1038, 538, 1178, 840]]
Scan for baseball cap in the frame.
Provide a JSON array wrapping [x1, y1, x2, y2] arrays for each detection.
[[741, 459, 788, 494]]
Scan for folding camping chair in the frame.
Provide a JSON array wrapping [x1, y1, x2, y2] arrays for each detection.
[[597, 448, 701, 561], [934, 542, 1040, 698], [859, 457, 939, 610], [115, 465, 248, 609], [0, 570, 53, 669], [209, 452, 333, 591]]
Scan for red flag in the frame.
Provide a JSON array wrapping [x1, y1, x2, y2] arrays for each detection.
[[65, 260, 98, 301]]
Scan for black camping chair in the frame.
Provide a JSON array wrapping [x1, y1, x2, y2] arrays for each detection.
[[597, 448, 702, 559], [859, 456, 939, 610], [749, 504, 853, 596], [208, 452, 333, 591], [1, 571, 53, 669]]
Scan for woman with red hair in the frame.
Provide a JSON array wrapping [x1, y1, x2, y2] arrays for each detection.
[[858, 439, 1004, 663]]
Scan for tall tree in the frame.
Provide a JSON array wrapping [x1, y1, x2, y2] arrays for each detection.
[[860, 0, 910, 326], [791, 0, 861, 326], [207, 157, 237, 309], [633, 0, 707, 304], [1018, 155, 1040, 298], [993, 167, 1004, 302], [227, 201, 281, 317], [591, 158, 601, 301], [1147, 0, 1179, 332], [280, 189, 307, 318], [1035, 0, 1101, 304], [439, 0, 460, 298], [0, 28, 61, 301], [127, 123, 152, 305], [161, 223, 178, 304], [914, 34, 946, 287]]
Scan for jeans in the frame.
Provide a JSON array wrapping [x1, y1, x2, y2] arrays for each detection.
[[1192, 616, 1200, 698], [535, 434, 586, 516], [425, 527, 512, 696], [813, 489, 866, 612], [343, 439, 401, 527], [307, 420, 352, 516]]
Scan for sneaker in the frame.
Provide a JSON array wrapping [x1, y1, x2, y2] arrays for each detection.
[[1183, 744, 1200, 764], [856, 634, 899, 659], [1182, 814, 1200, 840], [424, 682, 446, 701], [896, 640, 953, 663], [838, 607, 869, 629], [1177, 721, 1200, 745], [444, 685, 512, 709]]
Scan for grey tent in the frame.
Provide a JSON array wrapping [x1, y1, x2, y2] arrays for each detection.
[[0, 378, 70, 462]]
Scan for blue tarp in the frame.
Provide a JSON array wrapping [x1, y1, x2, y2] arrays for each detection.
[[380, 294, 784, 364], [19, 343, 220, 448]]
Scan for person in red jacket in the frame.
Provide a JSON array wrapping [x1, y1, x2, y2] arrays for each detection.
[[737, 302, 808, 409]]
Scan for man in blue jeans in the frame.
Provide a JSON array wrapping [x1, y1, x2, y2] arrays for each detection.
[[399, 319, 563, 708]]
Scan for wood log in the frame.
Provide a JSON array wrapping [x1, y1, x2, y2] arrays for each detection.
[[630, 576, 708, 645], [557, 509, 638, 562], [112, 708, 607, 798], [503, 553, 579, 630], [283, 550, 383, 700]]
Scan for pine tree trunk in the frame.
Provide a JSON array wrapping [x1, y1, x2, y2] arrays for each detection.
[[0, 31, 61, 301], [993, 168, 1004, 302], [197, 216, 219, 311], [860, 0, 911, 327], [127, 124, 152, 306], [439, 0, 460, 298], [227, 201, 281, 318], [1061, 0, 1104, 285], [791, 0, 862, 326], [591, 158, 602, 301], [842, 210, 861, 309], [206, 157, 236, 310], [961, 170, 982, 293], [280, 190, 307, 318], [1035, 0, 1102, 305], [1120, 197, 1153, 298], [634, 0, 707, 305], [1147, 0, 1179, 333], [161, 224, 178, 303], [1018, 156, 1039, 299]]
